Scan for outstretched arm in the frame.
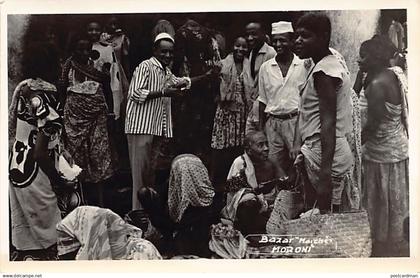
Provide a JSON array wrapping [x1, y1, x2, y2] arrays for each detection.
[[129, 64, 184, 102]]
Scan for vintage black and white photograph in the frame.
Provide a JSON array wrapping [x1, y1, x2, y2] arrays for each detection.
[[3, 1, 414, 267]]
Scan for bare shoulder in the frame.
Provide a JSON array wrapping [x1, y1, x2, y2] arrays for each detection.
[[368, 70, 398, 96], [365, 78, 387, 102], [377, 69, 398, 86]]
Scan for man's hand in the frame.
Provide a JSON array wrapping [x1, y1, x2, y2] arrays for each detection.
[[173, 78, 190, 89], [289, 144, 301, 161]]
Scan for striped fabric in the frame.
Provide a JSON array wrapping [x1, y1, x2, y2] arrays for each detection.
[[125, 57, 178, 137]]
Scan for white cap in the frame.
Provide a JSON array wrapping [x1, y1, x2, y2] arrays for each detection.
[[154, 32, 175, 44], [271, 21, 293, 35]]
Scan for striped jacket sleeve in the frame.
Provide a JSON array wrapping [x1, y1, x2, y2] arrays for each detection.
[[128, 62, 150, 104]]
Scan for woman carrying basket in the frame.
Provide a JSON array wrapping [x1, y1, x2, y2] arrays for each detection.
[[292, 13, 354, 213]]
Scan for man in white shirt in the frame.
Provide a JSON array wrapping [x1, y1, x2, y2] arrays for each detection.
[[258, 21, 308, 174]]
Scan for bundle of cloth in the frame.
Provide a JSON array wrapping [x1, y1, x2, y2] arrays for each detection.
[[56, 206, 162, 260], [208, 223, 248, 259]]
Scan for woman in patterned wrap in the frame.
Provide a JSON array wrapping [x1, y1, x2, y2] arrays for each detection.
[[58, 34, 117, 207], [9, 42, 67, 260]]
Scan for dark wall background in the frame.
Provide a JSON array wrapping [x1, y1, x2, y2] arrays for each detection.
[[9, 9, 406, 99], [20, 11, 306, 75]]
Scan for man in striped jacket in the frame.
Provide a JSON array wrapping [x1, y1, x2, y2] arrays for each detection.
[[125, 32, 190, 210], [125, 32, 216, 210]]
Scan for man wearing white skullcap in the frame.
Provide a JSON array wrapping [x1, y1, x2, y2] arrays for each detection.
[[125, 32, 185, 209], [257, 21, 308, 176], [125, 31, 216, 210]]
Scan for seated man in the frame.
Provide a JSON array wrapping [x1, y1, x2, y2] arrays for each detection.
[[226, 131, 287, 207]]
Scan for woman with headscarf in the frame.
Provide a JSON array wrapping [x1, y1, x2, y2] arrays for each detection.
[[168, 154, 215, 222], [9, 42, 65, 260], [138, 154, 215, 257], [358, 35, 409, 257], [58, 33, 117, 207], [56, 206, 162, 260]]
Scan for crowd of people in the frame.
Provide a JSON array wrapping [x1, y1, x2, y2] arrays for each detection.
[[8, 12, 409, 260]]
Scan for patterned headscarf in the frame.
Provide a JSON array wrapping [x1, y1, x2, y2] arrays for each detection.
[[168, 154, 215, 223], [8, 78, 60, 149], [9, 79, 30, 149]]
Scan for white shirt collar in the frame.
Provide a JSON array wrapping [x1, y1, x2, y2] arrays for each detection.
[[270, 54, 302, 67]]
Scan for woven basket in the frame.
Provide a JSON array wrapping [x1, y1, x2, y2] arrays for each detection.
[[266, 190, 304, 234], [269, 210, 372, 258]]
